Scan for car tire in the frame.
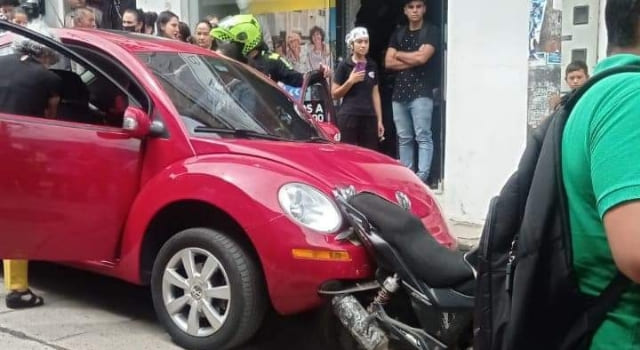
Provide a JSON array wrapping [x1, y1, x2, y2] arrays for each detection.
[[151, 227, 267, 350]]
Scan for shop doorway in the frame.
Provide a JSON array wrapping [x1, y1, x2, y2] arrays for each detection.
[[338, 0, 446, 188]]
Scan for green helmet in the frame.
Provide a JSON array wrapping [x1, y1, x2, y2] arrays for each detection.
[[210, 14, 263, 56]]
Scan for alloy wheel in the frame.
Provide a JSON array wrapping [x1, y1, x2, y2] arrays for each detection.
[[161, 247, 231, 337]]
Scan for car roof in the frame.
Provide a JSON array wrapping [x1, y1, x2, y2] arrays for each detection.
[[0, 27, 287, 95], [53, 28, 217, 55]]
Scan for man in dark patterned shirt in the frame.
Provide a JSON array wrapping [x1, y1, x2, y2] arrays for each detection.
[[385, 0, 439, 184]]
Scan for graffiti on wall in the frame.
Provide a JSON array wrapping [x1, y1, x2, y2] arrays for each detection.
[[527, 0, 562, 129]]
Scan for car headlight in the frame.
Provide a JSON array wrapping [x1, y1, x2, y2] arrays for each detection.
[[278, 183, 342, 233]]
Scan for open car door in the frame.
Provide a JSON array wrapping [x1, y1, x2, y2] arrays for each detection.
[[299, 70, 341, 141], [0, 21, 148, 260]]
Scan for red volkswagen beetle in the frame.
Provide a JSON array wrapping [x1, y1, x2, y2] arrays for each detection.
[[0, 23, 455, 350]]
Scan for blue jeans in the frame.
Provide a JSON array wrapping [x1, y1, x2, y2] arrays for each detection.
[[392, 97, 434, 182]]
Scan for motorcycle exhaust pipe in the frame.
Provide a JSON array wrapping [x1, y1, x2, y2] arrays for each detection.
[[332, 295, 389, 350]]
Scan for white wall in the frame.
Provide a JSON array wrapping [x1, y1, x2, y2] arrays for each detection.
[[439, 0, 530, 224], [561, 0, 601, 91], [597, 0, 608, 61]]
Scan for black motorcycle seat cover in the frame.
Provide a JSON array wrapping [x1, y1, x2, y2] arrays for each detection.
[[349, 192, 474, 288]]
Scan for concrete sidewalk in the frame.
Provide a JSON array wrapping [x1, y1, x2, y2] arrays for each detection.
[[0, 264, 180, 350], [451, 220, 482, 250]]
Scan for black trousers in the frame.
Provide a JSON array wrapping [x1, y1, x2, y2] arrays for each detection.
[[338, 114, 378, 150]]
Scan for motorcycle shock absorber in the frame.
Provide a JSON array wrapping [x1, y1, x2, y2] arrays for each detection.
[[368, 274, 400, 312]]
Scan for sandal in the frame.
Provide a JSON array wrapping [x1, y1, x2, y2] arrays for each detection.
[[5, 289, 44, 309]]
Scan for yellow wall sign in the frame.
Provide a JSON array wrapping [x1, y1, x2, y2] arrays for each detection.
[[249, 0, 336, 14]]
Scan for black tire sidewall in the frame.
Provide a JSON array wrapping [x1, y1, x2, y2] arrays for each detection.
[[150, 227, 265, 350]]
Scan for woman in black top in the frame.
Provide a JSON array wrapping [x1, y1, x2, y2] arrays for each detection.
[[331, 27, 384, 150]]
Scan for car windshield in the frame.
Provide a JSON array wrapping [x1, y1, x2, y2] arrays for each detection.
[[137, 52, 320, 141]]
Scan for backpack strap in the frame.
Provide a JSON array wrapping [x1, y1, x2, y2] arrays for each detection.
[[562, 273, 630, 349], [419, 24, 429, 46]]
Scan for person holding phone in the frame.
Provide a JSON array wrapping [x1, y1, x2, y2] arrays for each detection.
[[331, 27, 384, 150]]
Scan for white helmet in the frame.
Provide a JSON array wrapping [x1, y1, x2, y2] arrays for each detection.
[[345, 27, 369, 46]]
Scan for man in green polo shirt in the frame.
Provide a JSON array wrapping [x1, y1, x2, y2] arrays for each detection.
[[562, 1, 640, 348]]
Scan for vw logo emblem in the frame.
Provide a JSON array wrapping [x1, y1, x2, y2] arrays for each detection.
[[395, 191, 411, 211], [191, 284, 204, 300]]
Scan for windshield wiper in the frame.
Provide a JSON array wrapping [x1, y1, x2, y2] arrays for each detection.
[[193, 126, 289, 141]]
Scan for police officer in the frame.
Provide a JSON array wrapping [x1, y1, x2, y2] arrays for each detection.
[[211, 14, 328, 87]]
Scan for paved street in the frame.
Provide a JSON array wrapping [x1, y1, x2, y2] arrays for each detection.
[[0, 262, 330, 350]]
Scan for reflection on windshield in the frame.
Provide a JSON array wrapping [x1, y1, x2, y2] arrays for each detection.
[[137, 52, 319, 141]]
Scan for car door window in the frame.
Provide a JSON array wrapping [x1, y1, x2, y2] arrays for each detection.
[[0, 31, 139, 128], [65, 43, 148, 114]]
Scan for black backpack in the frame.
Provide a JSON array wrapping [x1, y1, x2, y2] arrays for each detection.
[[474, 66, 639, 350]]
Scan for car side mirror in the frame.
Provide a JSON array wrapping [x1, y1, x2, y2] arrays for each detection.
[[123, 107, 165, 138], [123, 107, 151, 138], [317, 122, 341, 142]]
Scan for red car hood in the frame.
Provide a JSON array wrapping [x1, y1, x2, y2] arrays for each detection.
[[191, 139, 455, 247], [193, 139, 410, 189]]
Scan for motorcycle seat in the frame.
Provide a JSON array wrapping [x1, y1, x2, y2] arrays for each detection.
[[349, 192, 474, 289]]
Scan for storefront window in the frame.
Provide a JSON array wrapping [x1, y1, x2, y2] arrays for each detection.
[[197, 0, 337, 72]]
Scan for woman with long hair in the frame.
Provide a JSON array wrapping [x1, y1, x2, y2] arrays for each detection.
[[156, 10, 179, 40]]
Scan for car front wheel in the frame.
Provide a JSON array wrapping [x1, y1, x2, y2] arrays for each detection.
[[151, 227, 267, 350]]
